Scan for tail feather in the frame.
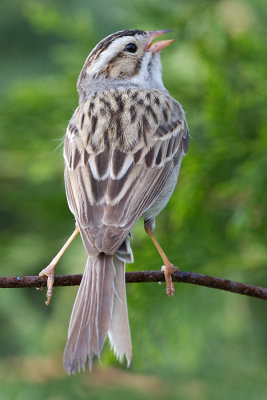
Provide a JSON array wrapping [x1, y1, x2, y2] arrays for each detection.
[[63, 253, 132, 374], [108, 256, 132, 366]]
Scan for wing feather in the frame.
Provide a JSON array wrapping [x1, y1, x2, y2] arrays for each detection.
[[64, 88, 188, 255]]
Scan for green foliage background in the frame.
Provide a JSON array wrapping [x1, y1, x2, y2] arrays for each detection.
[[0, 0, 266, 399]]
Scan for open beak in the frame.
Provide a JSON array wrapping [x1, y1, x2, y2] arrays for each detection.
[[145, 30, 175, 53]]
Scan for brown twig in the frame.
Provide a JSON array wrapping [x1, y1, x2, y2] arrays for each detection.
[[0, 270, 266, 300]]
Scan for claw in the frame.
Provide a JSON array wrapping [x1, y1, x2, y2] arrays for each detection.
[[39, 263, 56, 305], [144, 224, 178, 297], [161, 264, 178, 297], [38, 227, 80, 306]]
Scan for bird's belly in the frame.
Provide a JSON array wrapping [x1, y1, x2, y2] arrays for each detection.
[[143, 158, 182, 220]]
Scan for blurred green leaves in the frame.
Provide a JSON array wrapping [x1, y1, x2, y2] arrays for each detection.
[[0, 1, 266, 399]]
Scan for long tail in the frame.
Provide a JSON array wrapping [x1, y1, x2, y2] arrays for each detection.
[[63, 253, 131, 374]]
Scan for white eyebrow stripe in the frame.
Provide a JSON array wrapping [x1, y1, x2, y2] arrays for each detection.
[[85, 36, 139, 77]]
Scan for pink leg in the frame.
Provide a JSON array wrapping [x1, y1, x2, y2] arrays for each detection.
[[39, 227, 80, 305]]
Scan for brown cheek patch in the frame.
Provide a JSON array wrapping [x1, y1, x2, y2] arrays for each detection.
[[99, 53, 141, 79]]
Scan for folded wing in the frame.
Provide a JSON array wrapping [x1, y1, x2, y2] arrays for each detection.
[[64, 88, 189, 256]]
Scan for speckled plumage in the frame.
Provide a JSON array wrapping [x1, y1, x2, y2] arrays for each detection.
[[63, 29, 189, 374]]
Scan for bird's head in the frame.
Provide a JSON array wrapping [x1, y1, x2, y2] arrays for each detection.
[[77, 29, 174, 99]]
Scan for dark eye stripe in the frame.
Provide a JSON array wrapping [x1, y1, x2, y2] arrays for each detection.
[[89, 30, 145, 60]]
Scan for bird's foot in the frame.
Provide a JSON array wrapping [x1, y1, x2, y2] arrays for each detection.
[[38, 227, 80, 306], [39, 262, 56, 305], [161, 264, 178, 297]]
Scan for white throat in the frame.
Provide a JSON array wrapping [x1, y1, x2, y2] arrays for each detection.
[[131, 52, 166, 90]]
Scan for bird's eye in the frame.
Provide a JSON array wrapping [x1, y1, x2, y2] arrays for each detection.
[[124, 43, 137, 53]]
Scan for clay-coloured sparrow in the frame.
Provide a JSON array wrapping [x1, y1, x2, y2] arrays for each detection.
[[46, 29, 189, 374]]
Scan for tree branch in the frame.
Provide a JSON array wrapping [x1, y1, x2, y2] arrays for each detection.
[[0, 270, 266, 300]]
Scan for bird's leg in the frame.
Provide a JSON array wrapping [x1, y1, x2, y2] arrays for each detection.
[[39, 226, 80, 305], [144, 219, 177, 297]]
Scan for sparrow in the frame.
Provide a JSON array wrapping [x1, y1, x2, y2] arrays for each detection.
[[40, 29, 189, 374]]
